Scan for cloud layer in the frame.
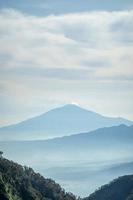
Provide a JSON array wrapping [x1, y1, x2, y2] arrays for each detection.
[[0, 9, 133, 125]]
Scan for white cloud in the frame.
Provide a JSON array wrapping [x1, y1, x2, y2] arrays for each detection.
[[0, 9, 133, 125]]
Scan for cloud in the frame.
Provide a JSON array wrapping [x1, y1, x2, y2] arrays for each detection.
[[0, 9, 133, 73], [0, 66, 92, 80], [0, 9, 133, 125]]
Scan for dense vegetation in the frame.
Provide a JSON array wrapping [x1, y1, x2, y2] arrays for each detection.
[[0, 157, 78, 200], [84, 175, 133, 200]]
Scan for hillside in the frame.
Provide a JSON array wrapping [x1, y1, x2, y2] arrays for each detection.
[[0, 104, 132, 140], [84, 175, 133, 200], [0, 157, 77, 200]]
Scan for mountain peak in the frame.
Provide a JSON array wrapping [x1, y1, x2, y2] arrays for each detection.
[[56, 103, 91, 113], [0, 104, 132, 141], [62, 103, 82, 109]]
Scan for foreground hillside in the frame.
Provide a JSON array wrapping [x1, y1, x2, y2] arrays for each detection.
[[84, 175, 133, 200], [0, 157, 77, 200]]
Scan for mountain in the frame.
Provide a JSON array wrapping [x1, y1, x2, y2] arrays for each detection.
[[1, 124, 133, 164], [0, 104, 132, 140], [1, 125, 133, 196], [0, 157, 77, 200], [84, 174, 133, 200]]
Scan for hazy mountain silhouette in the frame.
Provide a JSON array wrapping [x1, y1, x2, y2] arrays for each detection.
[[1, 124, 133, 163], [0, 104, 132, 140]]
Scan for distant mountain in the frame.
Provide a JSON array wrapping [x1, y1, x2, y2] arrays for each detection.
[[84, 174, 133, 200], [0, 157, 77, 200], [1, 124, 133, 166], [0, 104, 132, 140]]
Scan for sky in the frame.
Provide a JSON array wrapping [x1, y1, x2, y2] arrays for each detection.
[[0, 0, 133, 126]]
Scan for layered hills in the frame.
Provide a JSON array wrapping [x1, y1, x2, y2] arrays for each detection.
[[1, 124, 132, 163]]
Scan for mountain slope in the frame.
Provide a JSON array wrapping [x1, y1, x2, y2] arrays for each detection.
[[0, 104, 132, 140], [0, 157, 77, 200], [84, 175, 133, 200]]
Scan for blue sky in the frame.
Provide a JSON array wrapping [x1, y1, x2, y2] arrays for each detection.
[[0, 1, 133, 126], [0, 0, 133, 15]]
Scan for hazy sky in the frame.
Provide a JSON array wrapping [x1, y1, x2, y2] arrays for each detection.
[[0, 0, 133, 126]]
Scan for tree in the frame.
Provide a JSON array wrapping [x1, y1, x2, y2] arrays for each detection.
[[0, 151, 3, 158]]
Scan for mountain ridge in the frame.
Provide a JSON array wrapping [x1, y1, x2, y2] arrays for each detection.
[[1, 104, 131, 128], [1, 124, 133, 164], [0, 104, 132, 141]]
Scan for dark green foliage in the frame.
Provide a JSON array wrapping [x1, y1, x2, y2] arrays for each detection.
[[1, 157, 133, 200], [0, 151, 3, 158], [0, 158, 78, 200], [84, 175, 133, 200]]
